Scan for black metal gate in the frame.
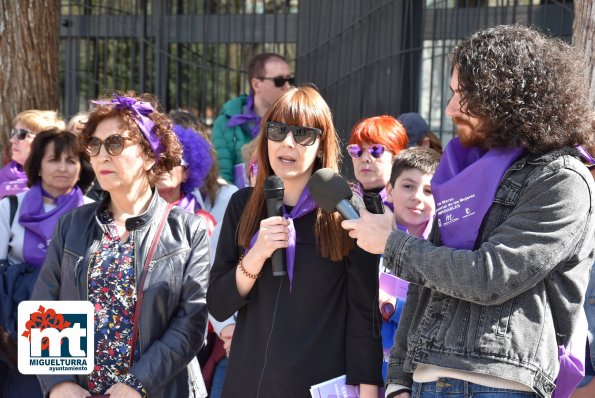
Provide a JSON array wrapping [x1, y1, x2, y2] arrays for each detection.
[[59, 0, 574, 162]]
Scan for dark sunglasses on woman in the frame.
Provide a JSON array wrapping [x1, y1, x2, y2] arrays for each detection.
[[9, 128, 34, 141], [347, 144, 385, 159], [85, 135, 132, 156], [265, 121, 322, 146], [257, 75, 296, 88]]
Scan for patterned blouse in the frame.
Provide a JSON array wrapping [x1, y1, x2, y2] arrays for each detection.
[[87, 209, 145, 396]]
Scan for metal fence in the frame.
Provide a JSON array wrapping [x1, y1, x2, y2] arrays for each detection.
[[59, 0, 575, 170]]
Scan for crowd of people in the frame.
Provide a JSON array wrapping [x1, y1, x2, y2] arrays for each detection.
[[0, 23, 594, 398]]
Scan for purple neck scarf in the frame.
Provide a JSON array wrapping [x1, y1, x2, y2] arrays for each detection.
[[431, 138, 524, 249], [227, 93, 261, 138], [0, 161, 28, 198], [396, 214, 434, 239], [19, 181, 84, 267], [92, 95, 164, 156], [176, 192, 201, 214], [250, 187, 318, 290]]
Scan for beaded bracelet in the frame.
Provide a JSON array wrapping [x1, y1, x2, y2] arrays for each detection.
[[238, 255, 262, 280]]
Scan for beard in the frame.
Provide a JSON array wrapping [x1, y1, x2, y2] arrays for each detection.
[[452, 116, 487, 148]]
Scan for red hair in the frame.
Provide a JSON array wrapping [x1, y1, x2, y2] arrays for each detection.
[[348, 115, 408, 154]]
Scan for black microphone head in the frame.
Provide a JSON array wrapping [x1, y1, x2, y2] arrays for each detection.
[[307, 168, 353, 212], [264, 175, 284, 200]]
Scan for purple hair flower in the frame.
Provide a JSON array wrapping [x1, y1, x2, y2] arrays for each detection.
[[91, 94, 164, 156]]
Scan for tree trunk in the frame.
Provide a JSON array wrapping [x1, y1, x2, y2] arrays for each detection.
[[0, 0, 60, 160], [573, 0, 595, 108]]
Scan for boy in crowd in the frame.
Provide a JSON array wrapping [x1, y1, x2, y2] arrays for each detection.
[[379, 147, 441, 380]]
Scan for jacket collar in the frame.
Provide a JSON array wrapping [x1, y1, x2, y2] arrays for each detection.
[[506, 146, 579, 173], [95, 188, 165, 231]]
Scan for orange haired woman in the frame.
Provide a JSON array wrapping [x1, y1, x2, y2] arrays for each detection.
[[347, 115, 408, 203]]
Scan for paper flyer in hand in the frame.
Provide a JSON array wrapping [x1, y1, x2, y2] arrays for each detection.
[[310, 374, 384, 398], [379, 272, 409, 300]]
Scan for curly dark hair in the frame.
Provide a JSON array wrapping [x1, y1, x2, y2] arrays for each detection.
[[451, 24, 594, 154], [81, 91, 182, 184]]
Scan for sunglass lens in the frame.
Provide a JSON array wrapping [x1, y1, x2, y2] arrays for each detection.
[[293, 128, 317, 145], [370, 145, 385, 158], [347, 145, 362, 158], [267, 124, 287, 141], [86, 137, 101, 156], [10, 129, 29, 140], [273, 77, 284, 87], [273, 76, 294, 87], [106, 135, 125, 156]]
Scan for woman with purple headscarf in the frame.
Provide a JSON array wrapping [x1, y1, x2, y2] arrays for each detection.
[[0, 129, 94, 398], [31, 92, 210, 398]]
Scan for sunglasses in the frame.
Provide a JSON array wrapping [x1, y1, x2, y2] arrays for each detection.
[[265, 121, 322, 146], [347, 144, 385, 159], [257, 75, 295, 88], [9, 128, 34, 141], [85, 135, 133, 157]]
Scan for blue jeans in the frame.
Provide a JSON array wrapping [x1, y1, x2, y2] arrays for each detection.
[[210, 357, 228, 398], [411, 379, 537, 398]]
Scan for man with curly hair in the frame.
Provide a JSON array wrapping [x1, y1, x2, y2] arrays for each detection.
[[342, 25, 595, 398]]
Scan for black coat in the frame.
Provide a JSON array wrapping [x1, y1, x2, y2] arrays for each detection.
[[32, 191, 210, 398], [208, 188, 383, 398]]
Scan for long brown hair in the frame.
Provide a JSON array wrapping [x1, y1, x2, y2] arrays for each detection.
[[237, 85, 353, 261]]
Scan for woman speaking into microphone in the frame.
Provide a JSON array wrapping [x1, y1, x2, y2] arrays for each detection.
[[207, 85, 382, 398]]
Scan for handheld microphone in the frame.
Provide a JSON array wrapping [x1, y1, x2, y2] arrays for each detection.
[[264, 175, 287, 276], [307, 168, 360, 220]]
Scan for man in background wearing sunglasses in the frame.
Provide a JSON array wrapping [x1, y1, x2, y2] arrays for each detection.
[[211, 52, 294, 186], [0, 110, 65, 199]]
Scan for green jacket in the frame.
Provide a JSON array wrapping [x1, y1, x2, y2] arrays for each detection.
[[211, 94, 258, 184]]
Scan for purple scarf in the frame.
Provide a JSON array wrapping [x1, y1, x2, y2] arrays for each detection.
[[396, 215, 434, 239], [177, 192, 201, 214], [226, 93, 261, 138], [19, 181, 84, 267], [0, 161, 28, 198], [250, 187, 318, 290], [431, 138, 524, 250]]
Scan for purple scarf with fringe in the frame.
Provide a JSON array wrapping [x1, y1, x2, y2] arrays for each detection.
[[0, 161, 28, 198], [249, 187, 318, 290], [177, 192, 201, 214], [19, 182, 84, 267], [431, 138, 524, 250]]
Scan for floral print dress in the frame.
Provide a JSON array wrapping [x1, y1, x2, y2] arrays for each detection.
[[87, 210, 145, 396]]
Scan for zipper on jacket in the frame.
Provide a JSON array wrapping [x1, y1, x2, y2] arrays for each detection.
[[80, 239, 100, 389], [133, 229, 144, 362]]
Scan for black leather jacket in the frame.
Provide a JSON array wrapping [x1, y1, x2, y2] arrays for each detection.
[[32, 191, 210, 398]]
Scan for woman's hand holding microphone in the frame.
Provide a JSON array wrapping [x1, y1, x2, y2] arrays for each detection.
[[235, 216, 290, 297]]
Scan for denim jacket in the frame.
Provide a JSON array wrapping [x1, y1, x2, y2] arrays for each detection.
[[384, 148, 595, 398]]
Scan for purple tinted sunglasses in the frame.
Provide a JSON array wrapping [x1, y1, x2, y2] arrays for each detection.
[[347, 144, 385, 159]]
